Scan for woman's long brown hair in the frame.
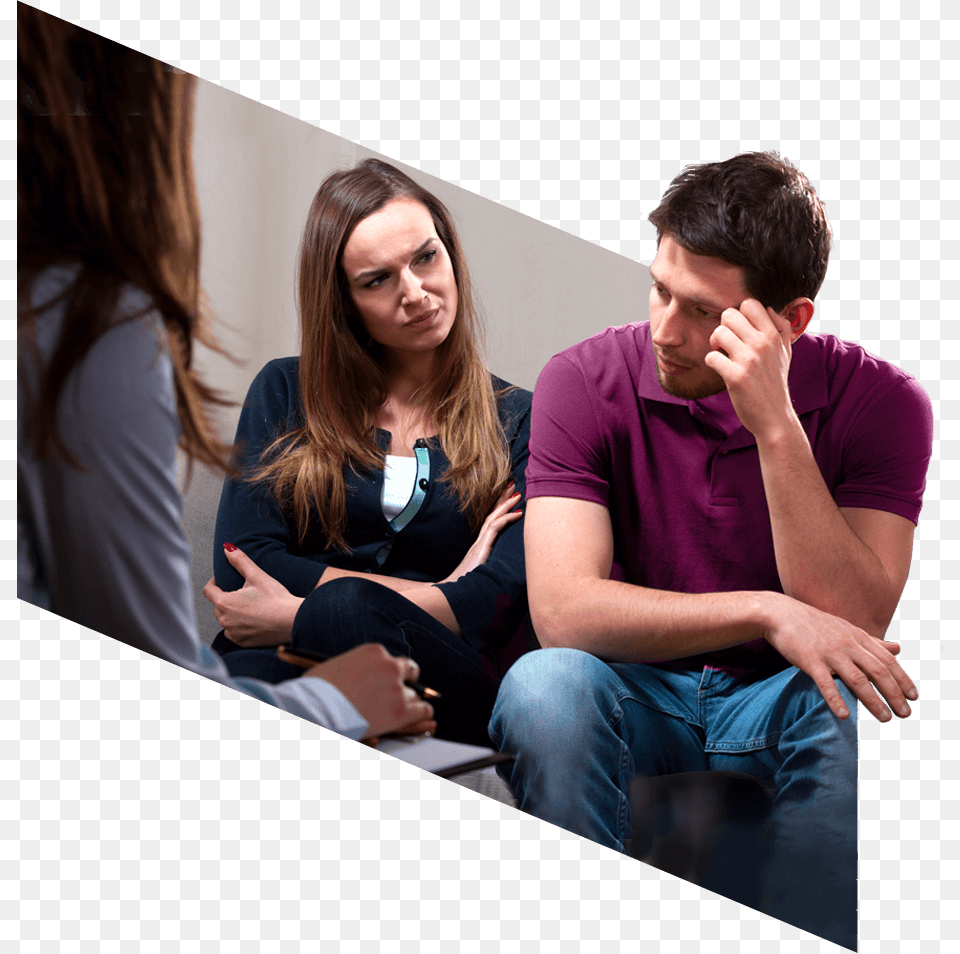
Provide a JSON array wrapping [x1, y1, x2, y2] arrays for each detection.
[[253, 159, 513, 551], [17, 5, 234, 477]]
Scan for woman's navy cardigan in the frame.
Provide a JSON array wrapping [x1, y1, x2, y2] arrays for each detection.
[[213, 357, 534, 677]]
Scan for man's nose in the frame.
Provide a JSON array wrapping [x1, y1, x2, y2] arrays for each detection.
[[653, 301, 685, 347]]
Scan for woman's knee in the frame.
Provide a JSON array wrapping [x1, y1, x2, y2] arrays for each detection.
[[298, 575, 399, 628], [306, 574, 388, 609], [293, 576, 386, 650]]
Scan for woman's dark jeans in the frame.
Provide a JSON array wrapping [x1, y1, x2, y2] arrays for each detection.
[[213, 577, 498, 746]]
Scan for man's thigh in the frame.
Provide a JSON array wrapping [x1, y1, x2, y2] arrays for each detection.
[[491, 650, 711, 771], [701, 665, 858, 784], [489, 649, 710, 850]]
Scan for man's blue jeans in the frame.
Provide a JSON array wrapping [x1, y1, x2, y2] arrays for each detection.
[[489, 648, 857, 950]]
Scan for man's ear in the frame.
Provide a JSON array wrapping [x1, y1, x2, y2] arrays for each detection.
[[778, 298, 815, 342]]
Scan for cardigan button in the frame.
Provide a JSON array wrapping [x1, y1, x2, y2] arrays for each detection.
[[419, 478, 429, 491]]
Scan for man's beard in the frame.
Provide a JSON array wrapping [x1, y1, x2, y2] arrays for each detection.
[[655, 364, 727, 401]]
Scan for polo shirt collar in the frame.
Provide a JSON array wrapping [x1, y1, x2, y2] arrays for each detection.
[[635, 323, 830, 449]]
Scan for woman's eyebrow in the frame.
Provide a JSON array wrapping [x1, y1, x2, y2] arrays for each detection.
[[351, 237, 437, 283]]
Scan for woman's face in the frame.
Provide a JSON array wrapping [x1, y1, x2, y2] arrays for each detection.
[[340, 198, 458, 362]]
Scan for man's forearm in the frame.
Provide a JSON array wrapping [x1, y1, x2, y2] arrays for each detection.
[[528, 496, 778, 661], [533, 576, 780, 662], [524, 496, 914, 723], [755, 416, 905, 637]]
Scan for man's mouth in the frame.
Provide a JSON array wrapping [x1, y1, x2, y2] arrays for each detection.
[[656, 352, 693, 375]]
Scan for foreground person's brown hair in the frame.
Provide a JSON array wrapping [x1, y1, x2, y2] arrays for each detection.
[[17, 5, 234, 476]]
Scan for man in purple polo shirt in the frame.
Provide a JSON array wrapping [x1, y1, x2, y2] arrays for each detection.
[[489, 152, 933, 950]]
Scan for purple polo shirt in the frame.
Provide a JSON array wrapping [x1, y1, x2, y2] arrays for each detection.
[[526, 321, 933, 673]]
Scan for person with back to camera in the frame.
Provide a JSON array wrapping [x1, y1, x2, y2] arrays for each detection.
[[17, 6, 434, 743], [202, 159, 533, 747], [489, 152, 933, 949]]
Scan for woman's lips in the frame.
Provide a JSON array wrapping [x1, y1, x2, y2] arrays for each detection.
[[405, 308, 439, 328]]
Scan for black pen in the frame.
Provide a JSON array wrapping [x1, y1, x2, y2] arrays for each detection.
[[276, 644, 442, 700]]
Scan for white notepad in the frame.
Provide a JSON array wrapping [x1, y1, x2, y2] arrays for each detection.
[[375, 735, 513, 779]]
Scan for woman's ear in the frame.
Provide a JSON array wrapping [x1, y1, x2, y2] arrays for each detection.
[[779, 298, 815, 342]]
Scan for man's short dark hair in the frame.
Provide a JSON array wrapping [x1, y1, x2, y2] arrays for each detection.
[[648, 152, 832, 312]]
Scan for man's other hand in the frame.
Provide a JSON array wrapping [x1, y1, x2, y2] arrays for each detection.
[[759, 591, 918, 722]]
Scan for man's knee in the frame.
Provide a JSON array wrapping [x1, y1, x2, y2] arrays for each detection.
[[491, 647, 620, 743], [498, 647, 615, 703]]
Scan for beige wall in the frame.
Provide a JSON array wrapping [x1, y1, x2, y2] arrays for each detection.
[[185, 78, 652, 638]]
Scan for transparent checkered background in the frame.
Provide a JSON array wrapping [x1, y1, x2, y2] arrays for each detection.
[[7, 1, 957, 950]]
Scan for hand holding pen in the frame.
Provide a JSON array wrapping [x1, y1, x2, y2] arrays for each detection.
[[277, 643, 442, 700], [279, 642, 437, 741]]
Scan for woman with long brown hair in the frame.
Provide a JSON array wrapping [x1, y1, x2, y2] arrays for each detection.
[[204, 159, 532, 745], [17, 6, 434, 742]]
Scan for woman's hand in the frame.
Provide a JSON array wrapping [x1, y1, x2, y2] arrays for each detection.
[[202, 543, 305, 647], [302, 643, 437, 740], [442, 483, 523, 584]]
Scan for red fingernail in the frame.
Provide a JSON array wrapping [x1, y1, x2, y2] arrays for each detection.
[[224, 542, 237, 552], [512, 492, 522, 499], [512, 509, 523, 515]]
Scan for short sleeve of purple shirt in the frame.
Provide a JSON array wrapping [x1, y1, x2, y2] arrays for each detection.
[[526, 352, 615, 508]]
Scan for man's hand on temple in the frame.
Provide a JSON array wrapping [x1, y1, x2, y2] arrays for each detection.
[[705, 298, 804, 439]]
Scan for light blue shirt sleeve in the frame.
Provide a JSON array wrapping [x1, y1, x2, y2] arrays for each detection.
[[18, 276, 368, 740]]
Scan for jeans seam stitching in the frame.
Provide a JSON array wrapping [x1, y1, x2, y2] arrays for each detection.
[[704, 733, 783, 752], [612, 699, 630, 852]]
